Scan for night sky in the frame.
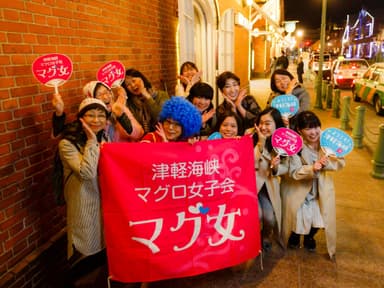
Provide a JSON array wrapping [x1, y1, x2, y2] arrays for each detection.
[[285, 0, 384, 30]]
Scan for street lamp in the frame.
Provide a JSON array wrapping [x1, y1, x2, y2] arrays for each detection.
[[315, 0, 327, 109], [296, 29, 303, 51]]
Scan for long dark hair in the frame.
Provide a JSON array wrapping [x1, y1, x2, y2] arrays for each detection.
[[252, 107, 284, 151]]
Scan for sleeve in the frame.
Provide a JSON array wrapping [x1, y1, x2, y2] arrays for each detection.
[[140, 132, 158, 143], [52, 112, 66, 137], [175, 82, 189, 97], [115, 106, 144, 141], [288, 154, 317, 180], [145, 90, 170, 121], [323, 155, 346, 171], [59, 139, 100, 180], [116, 113, 133, 134], [242, 96, 262, 127], [295, 88, 311, 112]]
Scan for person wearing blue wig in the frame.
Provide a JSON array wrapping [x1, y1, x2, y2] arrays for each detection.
[[141, 96, 202, 142]]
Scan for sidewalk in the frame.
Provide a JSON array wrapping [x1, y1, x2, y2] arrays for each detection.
[[78, 76, 384, 287]]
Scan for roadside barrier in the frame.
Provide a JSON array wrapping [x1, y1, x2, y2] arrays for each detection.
[[345, 102, 383, 179], [340, 95, 352, 130], [371, 124, 384, 179], [322, 80, 328, 101], [351, 106, 365, 148], [332, 89, 341, 118]]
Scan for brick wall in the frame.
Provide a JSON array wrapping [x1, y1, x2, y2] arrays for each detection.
[[0, 1, 178, 286]]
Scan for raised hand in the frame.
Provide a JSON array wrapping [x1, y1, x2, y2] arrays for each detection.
[[286, 78, 299, 94], [190, 70, 203, 86], [202, 109, 215, 124], [79, 118, 97, 141], [112, 87, 127, 117], [52, 93, 64, 116], [155, 122, 168, 142]]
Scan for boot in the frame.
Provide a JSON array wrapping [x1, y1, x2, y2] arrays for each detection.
[[288, 232, 300, 249]]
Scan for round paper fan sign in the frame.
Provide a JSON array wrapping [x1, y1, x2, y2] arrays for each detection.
[[271, 127, 303, 156], [32, 53, 73, 91], [97, 60, 126, 88], [271, 94, 299, 118], [320, 128, 353, 157]]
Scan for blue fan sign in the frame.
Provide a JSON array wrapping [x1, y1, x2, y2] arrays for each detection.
[[320, 128, 354, 157], [270, 94, 299, 117]]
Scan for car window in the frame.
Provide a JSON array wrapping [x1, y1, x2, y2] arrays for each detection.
[[339, 60, 368, 69]]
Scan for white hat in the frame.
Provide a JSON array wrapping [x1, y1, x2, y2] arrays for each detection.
[[78, 98, 108, 115], [82, 81, 110, 98]]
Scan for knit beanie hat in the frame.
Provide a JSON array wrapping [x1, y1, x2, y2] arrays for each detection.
[[78, 98, 108, 117], [159, 96, 202, 138], [82, 81, 110, 98]]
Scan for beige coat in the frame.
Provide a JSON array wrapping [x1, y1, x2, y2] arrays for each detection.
[[59, 138, 105, 259], [254, 146, 282, 236], [280, 146, 345, 258]]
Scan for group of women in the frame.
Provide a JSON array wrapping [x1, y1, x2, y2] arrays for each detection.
[[54, 62, 344, 286]]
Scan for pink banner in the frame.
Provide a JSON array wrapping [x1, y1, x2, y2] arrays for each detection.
[[99, 137, 260, 283]]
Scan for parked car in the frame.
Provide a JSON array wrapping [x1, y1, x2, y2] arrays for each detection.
[[309, 52, 332, 80], [352, 62, 384, 116], [331, 58, 369, 89]]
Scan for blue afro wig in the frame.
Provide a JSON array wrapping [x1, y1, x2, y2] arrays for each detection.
[[159, 96, 202, 139]]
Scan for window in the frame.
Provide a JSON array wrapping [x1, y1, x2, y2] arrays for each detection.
[[219, 9, 234, 72]]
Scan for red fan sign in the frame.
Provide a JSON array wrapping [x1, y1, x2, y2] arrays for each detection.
[[271, 127, 303, 156], [96, 60, 125, 88], [32, 53, 72, 93]]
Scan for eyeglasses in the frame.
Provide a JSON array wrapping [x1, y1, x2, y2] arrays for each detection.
[[95, 91, 112, 98], [83, 113, 107, 120], [163, 119, 181, 128]]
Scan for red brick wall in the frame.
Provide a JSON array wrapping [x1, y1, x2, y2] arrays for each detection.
[[0, 1, 178, 285]]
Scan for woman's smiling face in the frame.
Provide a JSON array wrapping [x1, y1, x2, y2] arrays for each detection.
[[222, 78, 240, 101], [163, 118, 182, 141], [124, 76, 144, 96], [95, 85, 113, 112], [219, 116, 238, 138], [274, 74, 291, 92], [258, 112, 276, 137], [81, 108, 107, 134], [192, 96, 211, 112]]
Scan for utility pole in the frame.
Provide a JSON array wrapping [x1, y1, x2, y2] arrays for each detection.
[[315, 0, 327, 109]]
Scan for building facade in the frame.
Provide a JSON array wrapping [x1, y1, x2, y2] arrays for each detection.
[[342, 8, 384, 61]]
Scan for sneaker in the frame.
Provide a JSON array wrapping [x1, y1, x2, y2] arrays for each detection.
[[288, 232, 300, 249], [303, 236, 316, 252]]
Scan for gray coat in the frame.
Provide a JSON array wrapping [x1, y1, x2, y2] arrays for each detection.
[[59, 138, 104, 259]]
